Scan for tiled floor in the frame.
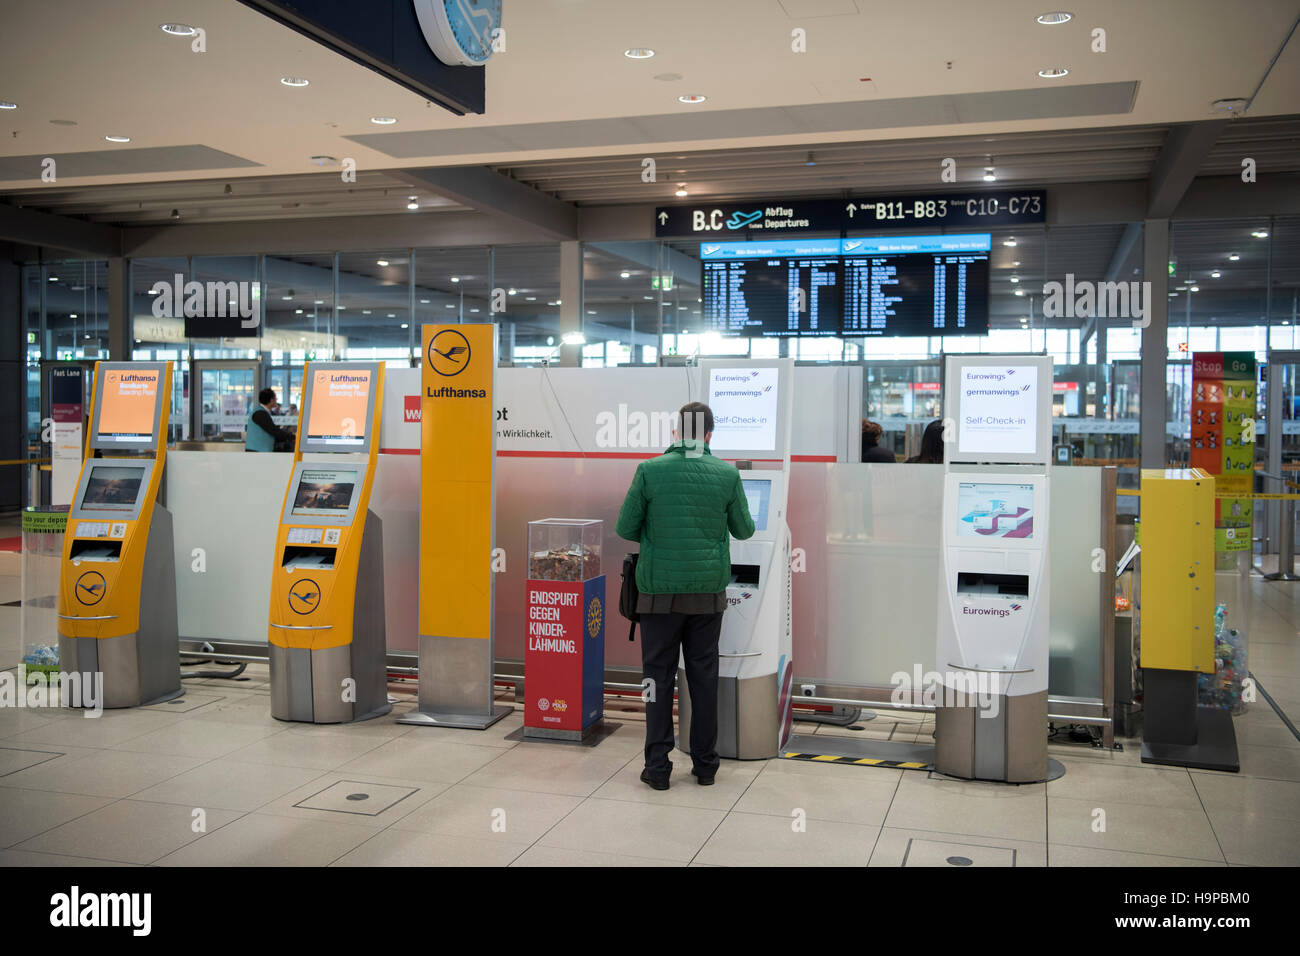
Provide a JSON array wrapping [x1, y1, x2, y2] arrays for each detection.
[[2, 525, 1299, 866]]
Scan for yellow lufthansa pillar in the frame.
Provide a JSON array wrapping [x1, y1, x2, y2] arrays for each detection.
[[1137, 468, 1238, 771]]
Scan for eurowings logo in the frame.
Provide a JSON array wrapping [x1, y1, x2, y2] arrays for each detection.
[[1021, 384, 1031, 392], [726, 210, 763, 230], [961, 602, 1022, 619]]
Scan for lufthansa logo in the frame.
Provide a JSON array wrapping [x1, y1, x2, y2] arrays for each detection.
[[75, 570, 106, 606], [428, 329, 471, 377], [288, 578, 321, 615]]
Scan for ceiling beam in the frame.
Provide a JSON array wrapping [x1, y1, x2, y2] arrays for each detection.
[[394, 166, 579, 241], [1146, 120, 1229, 218], [0, 202, 122, 258], [1081, 220, 1145, 348]]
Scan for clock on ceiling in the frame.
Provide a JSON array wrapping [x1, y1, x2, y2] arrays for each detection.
[[413, 0, 502, 67]]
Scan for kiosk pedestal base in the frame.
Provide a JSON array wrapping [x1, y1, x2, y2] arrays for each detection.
[[269, 644, 392, 724], [935, 690, 1049, 783], [58, 634, 185, 709], [678, 670, 778, 760], [398, 707, 513, 730], [397, 633, 512, 730], [1141, 668, 1239, 772]]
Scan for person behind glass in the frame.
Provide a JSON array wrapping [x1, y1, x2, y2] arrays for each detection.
[[906, 418, 945, 463], [245, 388, 293, 452], [616, 401, 756, 791], [861, 419, 895, 462]]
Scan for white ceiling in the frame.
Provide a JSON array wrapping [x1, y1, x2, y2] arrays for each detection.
[[1, 0, 1298, 190]]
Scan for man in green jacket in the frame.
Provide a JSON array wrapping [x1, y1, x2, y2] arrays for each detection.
[[616, 401, 755, 790]]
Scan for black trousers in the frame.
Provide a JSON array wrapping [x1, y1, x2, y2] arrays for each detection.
[[639, 611, 723, 777]]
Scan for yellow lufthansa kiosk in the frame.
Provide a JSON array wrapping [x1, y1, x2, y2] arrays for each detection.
[[267, 362, 390, 723], [57, 361, 183, 708], [1139, 468, 1239, 772]]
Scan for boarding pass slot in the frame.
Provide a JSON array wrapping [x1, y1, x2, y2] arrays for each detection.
[[69, 540, 122, 562], [956, 571, 1029, 598], [730, 564, 761, 587], [282, 545, 337, 571]]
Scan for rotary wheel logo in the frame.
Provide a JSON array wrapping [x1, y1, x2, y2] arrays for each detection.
[[74, 570, 106, 606], [288, 578, 321, 615], [587, 596, 603, 638], [427, 328, 471, 377], [537, 697, 550, 711]]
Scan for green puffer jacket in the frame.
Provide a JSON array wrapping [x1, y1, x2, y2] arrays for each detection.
[[616, 439, 756, 594]]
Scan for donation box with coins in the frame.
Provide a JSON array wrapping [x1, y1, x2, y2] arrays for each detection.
[[524, 519, 605, 740]]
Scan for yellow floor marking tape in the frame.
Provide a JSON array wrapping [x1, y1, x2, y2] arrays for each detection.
[[781, 751, 933, 771]]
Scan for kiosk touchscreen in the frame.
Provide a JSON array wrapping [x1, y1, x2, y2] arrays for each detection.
[[267, 362, 389, 724], [677, 359, 796, 760], [57, 362, 183, 709], [935, 355, 1052, 783]]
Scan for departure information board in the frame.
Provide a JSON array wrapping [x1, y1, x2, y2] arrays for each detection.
[[701, 236, 990, 338]]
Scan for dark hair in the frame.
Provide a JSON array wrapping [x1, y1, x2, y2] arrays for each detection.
[[259, 388, 276, 405], [861, 419, 883, 445], [909, 419, 945, 464], [678, 401, 714, 441]]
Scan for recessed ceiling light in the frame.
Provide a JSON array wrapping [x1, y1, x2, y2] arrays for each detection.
[[470, 308, 480, 313], [362, 310, 371, 315], [419, 298, 430, 304], [983, 171, 996, 182], [376, 259, 389, 266], [295, 309, 303, 314], [281, 294, 292, 300], [280, 77, 309, 87], [104, 135, 131, 143], [1038, 68, 1069, 78], [620, 272, 631, 279], [675, 185, 688, 197], [1003, 238, 1017, 247], [48, 276, 57, 282], [1013, 260, 1021, 267], [1010, 276, 1019, 283], [1228, 253, 1240, 260], [526, 296, 536, 301], [508, 288, 518, 295], [370, 116, 397, 125], [1211, 271, 1221, 278], [1036, 12, 1073, 25], [450, 276, 459, 283], [1252, 230, 1269, 238], [0, 101, 17, 110], [624, 48, 655, 59], [678, 94, 707, 104], [1015, 289, 1025, 296], [1190, 286, 1199, 292], [314, 299, 324, 305], [70, 313, 77, 319], [445, 304, 455, 309], [644, 295, 653, 300], [401, 322, 409, 329], [407, 201, 419, 210], [588, 310, 597, 315], [161, 23, 197, 36]]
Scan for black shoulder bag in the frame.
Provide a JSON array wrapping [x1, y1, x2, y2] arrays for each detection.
[[619, 553, 640, 641]]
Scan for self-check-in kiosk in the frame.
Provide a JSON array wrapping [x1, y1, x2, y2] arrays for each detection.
[[58, 362, 183, 709], [267, 362, 390, 723], [678, 358, 796, 759], [936, 355, 1053, 783]]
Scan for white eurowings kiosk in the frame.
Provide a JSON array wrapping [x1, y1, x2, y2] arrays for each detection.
[[936, 354, 1052, 783], [678, 358, 796, 759]]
